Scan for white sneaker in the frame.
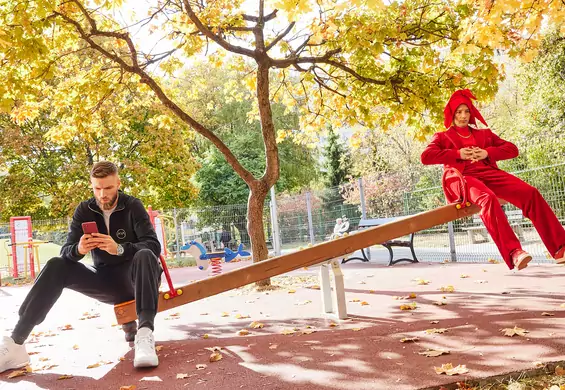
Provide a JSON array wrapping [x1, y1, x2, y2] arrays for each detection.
[[0, 336, 30, 373], [133, 328, 158, 368]]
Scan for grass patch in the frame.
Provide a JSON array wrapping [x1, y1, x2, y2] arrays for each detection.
[[430, 362, 565, 390]]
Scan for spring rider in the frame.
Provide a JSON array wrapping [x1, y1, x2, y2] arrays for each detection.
[[180, 240, 251, 276]]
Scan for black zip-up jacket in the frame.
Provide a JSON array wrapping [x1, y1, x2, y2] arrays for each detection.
[[60, 192, 161, 267]]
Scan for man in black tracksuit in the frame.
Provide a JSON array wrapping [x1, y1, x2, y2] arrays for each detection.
[[0, 161, 163, 372]]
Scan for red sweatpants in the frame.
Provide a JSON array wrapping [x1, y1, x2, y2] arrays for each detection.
[[445, 165, 565, 269]]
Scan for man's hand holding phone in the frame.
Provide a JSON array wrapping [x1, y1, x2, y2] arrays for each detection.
[[79, 222, 99, 255], [79, 222, 119, 255], [88, 233, 119, 255]]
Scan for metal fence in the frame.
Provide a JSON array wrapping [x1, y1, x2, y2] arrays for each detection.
[[2, 163, 565, 278]]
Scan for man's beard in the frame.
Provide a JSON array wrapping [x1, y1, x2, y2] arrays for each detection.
[[98, 194, 118, 210]]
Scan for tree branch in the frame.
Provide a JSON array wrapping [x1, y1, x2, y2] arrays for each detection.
[[182, 0, 256, 58], [242, 10, 277, 23], [266, 22, 295, 51], [54, 7, 256, 185]]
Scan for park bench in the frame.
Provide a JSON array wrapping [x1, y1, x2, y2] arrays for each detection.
[[343, 217, 419, 266], [463, 209, 525, 244]]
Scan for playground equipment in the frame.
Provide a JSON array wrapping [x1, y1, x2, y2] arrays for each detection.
[[146, 207, 182, 301], [4, 216, 49, 280], [7, 239, 50, 279], [180, 240, 251, 276], [147, 206, 169, 259], [114, 200, 483, 324]]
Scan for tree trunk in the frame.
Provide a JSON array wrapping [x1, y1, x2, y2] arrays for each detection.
[[247, 180, 271, 287]]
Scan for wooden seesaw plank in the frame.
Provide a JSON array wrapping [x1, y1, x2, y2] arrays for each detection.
[[114, 203, 480, 324]]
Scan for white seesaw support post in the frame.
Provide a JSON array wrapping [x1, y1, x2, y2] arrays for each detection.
[[319, 257, 348, 319]]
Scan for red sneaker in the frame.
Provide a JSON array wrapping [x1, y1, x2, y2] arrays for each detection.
[[512, 249, 532, 271], [555, 246, 565, 264]]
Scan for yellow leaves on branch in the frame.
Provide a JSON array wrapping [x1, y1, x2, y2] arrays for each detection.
[[459, 0, 565, 62]]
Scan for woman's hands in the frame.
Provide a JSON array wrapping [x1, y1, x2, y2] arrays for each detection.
[[460, 147, 488, 162]]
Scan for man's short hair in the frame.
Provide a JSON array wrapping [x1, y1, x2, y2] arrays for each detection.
[[90, 161, 118, 178]]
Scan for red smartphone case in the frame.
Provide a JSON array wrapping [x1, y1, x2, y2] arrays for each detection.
[[82, 222, 99, 234]]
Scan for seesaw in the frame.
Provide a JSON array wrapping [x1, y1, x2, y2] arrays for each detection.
[[114, 201, 481, 324]]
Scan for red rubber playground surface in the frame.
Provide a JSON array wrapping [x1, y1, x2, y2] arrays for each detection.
[[2, 259, 565, 390]]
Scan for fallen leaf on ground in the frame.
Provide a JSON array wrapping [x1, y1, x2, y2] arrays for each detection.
[[39, 357, 50, 362], [369, 290, 376, 293], [140, 376, 163, 381], [400, 337, 419, 343], [542, 312, 555, 317], [87, 362, 102, 369], [488, 258, 500, 264], [60, 324, 73, 331], [235, 314, 250, 319], [177, 373, 189, 379], [221, 312, 229, 317], [426, 328, 448, 334], [433, 301, 447, 306], [58, 374, 73, 380], [202, 334, 209, 339], [501, 326, 529, 337], [28, 352, 40, 355], [351, 298, 360, 302], [288, 290, 296, 294], [434, 363, 469, 375], [36, 364, 58, 371], [79, 313, 100, 320], [352, 328, 362, 332], [400, 302, 417, 311], [361, 301, 369, 306], [414, 278, 430, 285], [440, 286, 455, 293], [460, 274, 469, 278], [155, 345, 163, 352], [555, 365, 565, 376], [419, 349, 450, 357], [394, 294, 418, 300], [237, 329, 250, 336], [249, 321, 264, 329], [119, 386, 136, 390], [196, 364, 207, 370], [73, 345, 79, 350], [307, 285, 320, 290], [7, 367, 31, 379], [209, 352, 223, 362], [329, 322, 339, 327], [281, 329, 295, 335]]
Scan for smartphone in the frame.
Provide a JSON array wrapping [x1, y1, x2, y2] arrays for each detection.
[[82, 222, 99, 235]]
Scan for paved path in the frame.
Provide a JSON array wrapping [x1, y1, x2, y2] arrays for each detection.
[[2, 260, 565, 389]]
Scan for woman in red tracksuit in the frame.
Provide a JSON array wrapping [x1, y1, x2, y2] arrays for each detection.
[[421, 89, 565, 270]]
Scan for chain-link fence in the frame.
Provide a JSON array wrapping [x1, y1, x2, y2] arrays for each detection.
[[3, 163, 565, 279]]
